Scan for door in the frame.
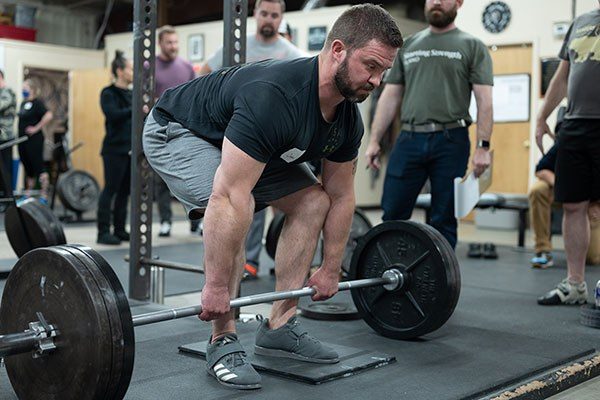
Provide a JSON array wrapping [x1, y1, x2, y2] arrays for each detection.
[[469, 44, 532, 195], [69, 68, 111, 186]]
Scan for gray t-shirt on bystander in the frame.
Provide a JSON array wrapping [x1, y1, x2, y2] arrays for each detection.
[[385, 28, 493, 125], [206, 35, 307, 70], [559, 8, 600, 120]]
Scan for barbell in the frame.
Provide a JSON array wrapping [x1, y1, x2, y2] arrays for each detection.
[[0, 220, 461, 400]]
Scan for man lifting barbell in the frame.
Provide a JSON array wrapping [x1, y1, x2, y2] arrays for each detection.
[[143, 4, 402, 389]]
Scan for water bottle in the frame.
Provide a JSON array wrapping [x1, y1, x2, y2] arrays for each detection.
[[595, 280, 600, 308]]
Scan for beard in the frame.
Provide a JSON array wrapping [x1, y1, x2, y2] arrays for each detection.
[[334, 58, 374, 104], [259, 24, 276, 38], [425, 5, 457, 28]]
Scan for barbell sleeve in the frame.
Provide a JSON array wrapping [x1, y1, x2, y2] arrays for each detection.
[[0, 331, 39, 358], [132, 275, 396, 327]]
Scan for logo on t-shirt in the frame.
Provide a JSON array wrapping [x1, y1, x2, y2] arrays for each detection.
[[280, 147, 306, 163], [569, 24, 600, 63], [24, 102, 32, 110]]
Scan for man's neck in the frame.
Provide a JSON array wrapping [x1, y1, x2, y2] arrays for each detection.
[[254, 33, 279, 45], [429, 22, 457, 34], [158, 53, 175, 62], [317, 53, 344, 122]]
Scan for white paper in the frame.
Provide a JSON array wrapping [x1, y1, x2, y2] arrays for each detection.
[[469, 74, 530, 123], [454, 172, 481, 219]]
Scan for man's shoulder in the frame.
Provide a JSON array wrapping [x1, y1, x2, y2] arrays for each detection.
[[175, 56, 193, 68], [575, 8, 600, 24], [0, 87, 15, 97], [451, 28, 486, 45]]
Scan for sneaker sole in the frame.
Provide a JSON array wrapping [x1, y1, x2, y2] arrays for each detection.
[[254, 345, 339, 364], [531, 261, 553, 269], [206, 370, 261, 390]]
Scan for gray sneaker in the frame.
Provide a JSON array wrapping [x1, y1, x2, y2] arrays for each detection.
[[206, 334, 261, 390], [537, 278, 588, 305], [254, 316, 339, 364]]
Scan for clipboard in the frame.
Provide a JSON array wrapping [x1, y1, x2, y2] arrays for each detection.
[[454, 151, 494, 219]]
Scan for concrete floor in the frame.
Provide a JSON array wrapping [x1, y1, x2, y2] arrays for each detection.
[[1, 203, 598, 399]]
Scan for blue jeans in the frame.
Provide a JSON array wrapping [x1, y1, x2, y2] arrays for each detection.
[[381, 128, 470, 248]]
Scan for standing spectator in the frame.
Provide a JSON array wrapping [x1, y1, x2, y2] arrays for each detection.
[[365, 0, 493, 249], [528, 142, 600, 268], [536, 4, 600, 305], [200, 0, 306, 280], [0, 69, 16, 198], [97, 51, 133, 245], [17, 78, 53, 203], [154, 25, 196, 237]]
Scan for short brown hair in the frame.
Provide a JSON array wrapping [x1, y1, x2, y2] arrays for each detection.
[[158, 25, 177, 42], [255, 0, 285, 13], [324, 4, 403, 51]]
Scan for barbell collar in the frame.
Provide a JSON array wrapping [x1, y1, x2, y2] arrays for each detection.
[[132, 275, 393, 327]]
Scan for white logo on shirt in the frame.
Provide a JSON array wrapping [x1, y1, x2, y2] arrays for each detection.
[[24, 102, 32, 110], [280, 148, 306, 163]]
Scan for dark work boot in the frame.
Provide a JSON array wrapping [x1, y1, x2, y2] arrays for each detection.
[[97, 232, 121, 245]]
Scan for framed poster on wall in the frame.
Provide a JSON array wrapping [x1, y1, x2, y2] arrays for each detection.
[[188, 34, 205, 62], [308, 26, 327, 51], [469, 73, 530, 123]]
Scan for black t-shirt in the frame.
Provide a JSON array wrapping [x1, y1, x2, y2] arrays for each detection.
[[100, 84, 132, 156], [154, 56, 364, 167], [535, 144, 558, 173], [18, 98, 47, 137]]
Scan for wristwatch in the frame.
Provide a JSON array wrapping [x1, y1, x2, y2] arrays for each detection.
[[476, 140, 491, 149]]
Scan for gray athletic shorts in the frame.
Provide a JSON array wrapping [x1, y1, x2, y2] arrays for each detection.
[[142, 111, 319, 219]]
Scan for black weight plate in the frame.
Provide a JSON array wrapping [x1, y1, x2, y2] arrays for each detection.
[[265, 212, 285, 260], [5, 198, 59, 257], [580, 304, 600, 329], [349, 221, 461, 340], [57, 169, 100, 212], [30, 201, 67, 245], [300, 302, 361, 321], [0, 247, 117, 399], [64, 244, 135, 400]]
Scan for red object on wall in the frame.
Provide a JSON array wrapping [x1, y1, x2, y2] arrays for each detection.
[[0, 25, 36, 42]]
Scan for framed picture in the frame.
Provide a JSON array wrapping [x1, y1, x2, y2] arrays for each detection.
[[469, 73, 531, 123], [308, 26, 327, 51], [188, 34, 204, 62]]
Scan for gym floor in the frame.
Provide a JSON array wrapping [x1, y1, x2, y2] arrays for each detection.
[[1, 205, 599, 399]]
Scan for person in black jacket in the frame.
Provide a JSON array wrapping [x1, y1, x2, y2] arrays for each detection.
[[97, 50, 133, 245]]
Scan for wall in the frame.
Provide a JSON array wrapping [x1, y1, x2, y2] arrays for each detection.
[[104, 6, 427, 206], [0, 39, 105, 187], [35, 8, 98, 49], [455, 0, 599, 187]]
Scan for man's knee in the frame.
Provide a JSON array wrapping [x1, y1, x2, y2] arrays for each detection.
[[563, 201, 588, 214], [588, 201, 600, 225], [282, 187, 331, 226], [528, 180, 551, 202], [300, 188, 331, 220]]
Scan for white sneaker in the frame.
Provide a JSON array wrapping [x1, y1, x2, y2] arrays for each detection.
[[158, 222, 171, 237]]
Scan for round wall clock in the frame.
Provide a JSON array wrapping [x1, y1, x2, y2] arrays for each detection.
[[482, 1, 511, 34]]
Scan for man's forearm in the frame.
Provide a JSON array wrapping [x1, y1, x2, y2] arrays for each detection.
[[369, 88, 402, 144], [476, 102, 493, 142], [202, 193, 252, 288], [321, 196, 355, 272]]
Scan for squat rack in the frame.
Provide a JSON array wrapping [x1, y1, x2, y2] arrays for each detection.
[[129, 0, 248, 300]]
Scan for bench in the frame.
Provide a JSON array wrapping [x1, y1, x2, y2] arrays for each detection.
[[414, 193, 530, 247]]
